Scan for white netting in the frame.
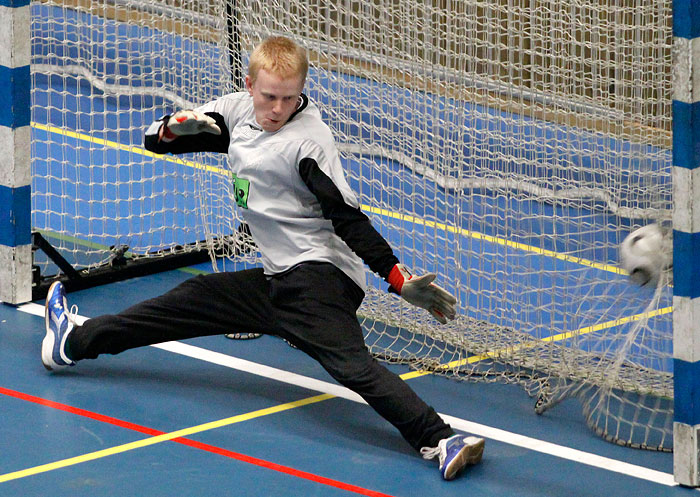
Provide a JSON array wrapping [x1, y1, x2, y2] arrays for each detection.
[[30, 0, 674, 449]]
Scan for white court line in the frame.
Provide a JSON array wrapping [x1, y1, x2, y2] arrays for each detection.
[[16, 302, 678, 488]]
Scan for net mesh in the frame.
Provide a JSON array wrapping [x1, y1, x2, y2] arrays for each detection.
[[30, 0, 674, 450]]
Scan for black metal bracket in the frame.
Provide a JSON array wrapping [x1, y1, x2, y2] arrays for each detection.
[[30, 225, 256, 302], [32, 231, 81, 280]]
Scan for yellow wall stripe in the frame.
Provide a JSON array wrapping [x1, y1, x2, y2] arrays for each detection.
[[32, 122, 621, 275]]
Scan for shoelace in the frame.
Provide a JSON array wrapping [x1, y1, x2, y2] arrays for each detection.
[[67, 304, 80, 328], [420, 444, 443, 463]]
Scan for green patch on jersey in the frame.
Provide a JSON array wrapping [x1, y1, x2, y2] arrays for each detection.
[[232, 174, 250, 209]]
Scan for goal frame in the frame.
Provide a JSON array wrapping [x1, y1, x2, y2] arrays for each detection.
[[1, 0, 31, 304], [671, 0, 700, 486], [1, 0, 699, 486]]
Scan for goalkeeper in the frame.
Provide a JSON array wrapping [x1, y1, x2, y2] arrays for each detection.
[[41, 36, 484, 480]]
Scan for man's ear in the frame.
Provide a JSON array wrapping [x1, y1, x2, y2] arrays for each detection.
[[245, 75, 253, 95]]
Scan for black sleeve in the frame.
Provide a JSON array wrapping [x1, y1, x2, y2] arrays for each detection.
[[143, 112, 230, 155], [298, 158, 399, 279]]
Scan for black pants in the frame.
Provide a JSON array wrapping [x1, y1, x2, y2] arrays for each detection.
[[68, 262, 454, 451]]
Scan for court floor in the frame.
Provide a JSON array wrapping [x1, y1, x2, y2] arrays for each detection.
[[0, 264, 692, 497]]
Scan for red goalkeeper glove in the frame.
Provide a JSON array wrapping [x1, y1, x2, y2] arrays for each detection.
[[161, 110, 221, 142], [387, 264, 457, 324]]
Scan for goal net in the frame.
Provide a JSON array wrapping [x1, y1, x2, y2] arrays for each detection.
[[30, 0, 674, 450]]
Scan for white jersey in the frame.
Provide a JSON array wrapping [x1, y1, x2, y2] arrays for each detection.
[[145, 92, 399, 291]]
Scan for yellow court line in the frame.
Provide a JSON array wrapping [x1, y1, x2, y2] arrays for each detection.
[[0, 393, 334, 484], [9, 123, 657, 481], [1, 302, 671, 482], [32, 122, 620, 275], [398, 305, 674, 380]]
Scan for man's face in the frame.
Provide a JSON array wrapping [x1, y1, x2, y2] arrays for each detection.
[[246, 69, 305, 132]]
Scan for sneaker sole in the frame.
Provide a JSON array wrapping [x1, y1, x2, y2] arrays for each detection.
[[41, 281, 62, 371], [444, 437, 485, 480]]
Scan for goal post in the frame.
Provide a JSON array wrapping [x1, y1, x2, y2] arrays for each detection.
[[3, 0, 699, 485], [672, 0, 700, 486], [0, 0, 32, 304], [24, 0, 248, 301]]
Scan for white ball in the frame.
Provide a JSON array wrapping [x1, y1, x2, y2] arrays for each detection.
[[619, 224, 672, 287]]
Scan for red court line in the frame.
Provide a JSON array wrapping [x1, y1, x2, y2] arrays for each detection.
[[0, 386, 396, 497]]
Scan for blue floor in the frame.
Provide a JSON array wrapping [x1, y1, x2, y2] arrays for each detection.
[[0, 267, 690, 497]]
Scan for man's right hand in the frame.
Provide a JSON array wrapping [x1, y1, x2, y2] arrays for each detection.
[[161, 110, 221, 141]]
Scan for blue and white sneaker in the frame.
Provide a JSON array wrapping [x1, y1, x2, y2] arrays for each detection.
[[421, 434, 485, 480], [42, 281, 77, 370]]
